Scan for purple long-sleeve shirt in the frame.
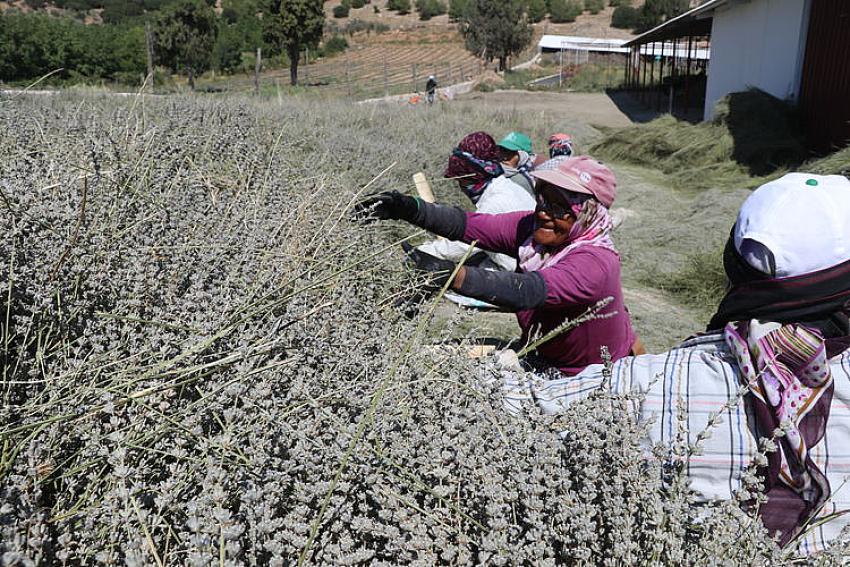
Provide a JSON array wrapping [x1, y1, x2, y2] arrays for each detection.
[[463, 210, 636, 375]]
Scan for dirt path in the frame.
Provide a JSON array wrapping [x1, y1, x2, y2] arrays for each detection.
[[434, 91, 751, 353], [458, 90, 637, 130]]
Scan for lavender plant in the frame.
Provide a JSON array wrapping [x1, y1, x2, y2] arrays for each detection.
[[0, 92, 839, 565]]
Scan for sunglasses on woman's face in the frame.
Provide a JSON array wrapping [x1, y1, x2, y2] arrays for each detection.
[[535, 192, 573, 219]]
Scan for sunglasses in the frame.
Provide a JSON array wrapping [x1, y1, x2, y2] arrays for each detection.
[[535, 192, 574, 219]]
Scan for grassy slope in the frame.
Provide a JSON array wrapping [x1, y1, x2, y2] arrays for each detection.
[[211, 4, 637, 95]]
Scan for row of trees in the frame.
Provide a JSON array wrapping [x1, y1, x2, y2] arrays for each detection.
[[1, 0, 690, 89], [451, 0, 602, 25], [334, 0, 682, 28], [23, 0, 175, 24], [333, 0, 447, 21], [456, 0, 688, 72], [0, 12, 146, 83], [612, 0, 689, 32], [0, 0, 324, 87], [454, 0, 688, 30]]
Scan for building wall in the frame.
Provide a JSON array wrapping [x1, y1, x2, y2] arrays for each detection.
[[799, 0, 850, 152], [704, 0, 811, 119]]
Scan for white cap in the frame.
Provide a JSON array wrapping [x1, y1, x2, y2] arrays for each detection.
[[734, 173, 850, 278]]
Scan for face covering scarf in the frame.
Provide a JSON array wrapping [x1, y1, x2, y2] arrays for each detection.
[[444, 132, 503, 204], [446, 148, 504, 204], [708, 232, 850, 546], [502, 151, 536, 190]]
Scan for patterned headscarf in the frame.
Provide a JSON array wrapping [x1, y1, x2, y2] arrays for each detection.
[[518, 193, 617, 272], [548, 133, 574, 158], [502, 150, 536, 193], [724, 320, 833, 546], [707, 233, 848, 546], [444, 131, 504, 204]]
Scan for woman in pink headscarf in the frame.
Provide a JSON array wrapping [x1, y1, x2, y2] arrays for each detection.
[[548, 133, 574, 158], [355, 156, 640, 375]]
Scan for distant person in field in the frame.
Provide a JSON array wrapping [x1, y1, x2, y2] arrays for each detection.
[[425, 75, 437, 105], [354, 155, 640, 375], [499, 172, 850, 553], [496, 131, 536, 199]]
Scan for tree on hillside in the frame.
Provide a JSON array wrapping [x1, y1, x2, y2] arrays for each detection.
[[548, 0, 582, 23], [214, 20, 246, 72], [636, 0, 688, 32], [459, 0, 532, 72], [611, 4, 640, 28], [387, 0, 412, 15], [263, 0, 324, 86], [448, 0, 468, 21], [585, 0, 604, 14], [153, 0, 218, 89], [214, 0, 263, 73], [99, 0, 192, 24], [525, 0, 547, 23], [416, 0, 446, 20]]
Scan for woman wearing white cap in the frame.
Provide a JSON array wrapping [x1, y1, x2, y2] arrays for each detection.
[[508, 172, 850, 553]]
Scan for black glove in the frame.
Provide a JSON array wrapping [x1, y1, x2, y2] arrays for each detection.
[[402, 243, 548, 311], [352, 191, 420, 223], [401, 242, 457, 293]]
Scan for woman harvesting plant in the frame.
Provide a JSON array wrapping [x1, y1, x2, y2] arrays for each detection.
[[506, 173, 850, 552], [355, 156, 641, 376], [416, 130, 535, 273]]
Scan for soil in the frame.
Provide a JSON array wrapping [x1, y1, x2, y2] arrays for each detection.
[[0, 1, 28, 12], [539, 6, 637, 40], [457, 90, 636, 131], [470, 71, 505, 91]]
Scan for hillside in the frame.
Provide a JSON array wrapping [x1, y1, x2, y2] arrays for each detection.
[[1, 0, 639, 40], [325, 0, 637, 39], [1, 0, 638, 91], [263, 3, 640, 97]]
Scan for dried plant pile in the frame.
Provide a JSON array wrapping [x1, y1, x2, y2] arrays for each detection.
[[0, 93, 835, 565], [806, 146, 850, 178], [590, 89, 814, 192]]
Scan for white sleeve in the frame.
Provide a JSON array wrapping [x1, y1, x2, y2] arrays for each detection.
[[414, 178, 533, 270], [417, 238, 483, 263]]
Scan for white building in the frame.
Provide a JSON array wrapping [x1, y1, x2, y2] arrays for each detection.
[[699, 0, 810, 120], [625, 0, 850, 151]]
